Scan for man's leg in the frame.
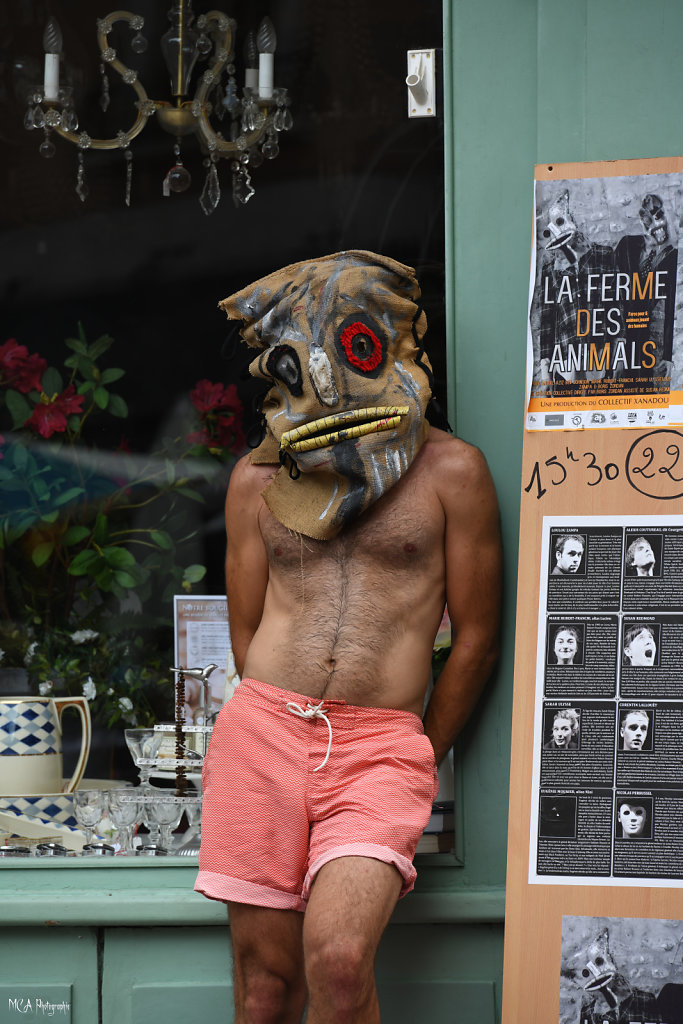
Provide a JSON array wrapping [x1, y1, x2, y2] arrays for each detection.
[[302, 857, 402, 1024], [229, 902, 307, 1024]]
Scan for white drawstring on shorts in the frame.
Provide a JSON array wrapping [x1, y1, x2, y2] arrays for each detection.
[[286, 701, 333, 771]]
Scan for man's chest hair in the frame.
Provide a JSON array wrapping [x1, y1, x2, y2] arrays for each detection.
[[260, 475, 442, 575]]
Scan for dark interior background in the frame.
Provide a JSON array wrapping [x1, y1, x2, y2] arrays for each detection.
[[1, 0, 444, 778]]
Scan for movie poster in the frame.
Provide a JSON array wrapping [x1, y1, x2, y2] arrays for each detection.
[[529, 515, 683, 887], [560, 915, 683, 1024], [526, 170, 683, 431]]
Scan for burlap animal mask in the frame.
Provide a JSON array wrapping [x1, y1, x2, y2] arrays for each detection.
[[220, 250, 432, 539]]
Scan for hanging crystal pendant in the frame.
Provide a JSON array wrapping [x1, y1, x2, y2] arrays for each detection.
[[39, 129, 56, 159], [261, 129, 279, 160], [231, 158, 254, 206], [163, 144, 191, 196], [131, 31, 148, 54], [24, 107, 36, 130], [124, 148, 133, 206], [76, 151, 89, 201], [99, 62, 110, 112], [199, 155, 220, 215]]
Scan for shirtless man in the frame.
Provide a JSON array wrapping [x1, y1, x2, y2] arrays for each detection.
[[195, 251, 502, 1024]]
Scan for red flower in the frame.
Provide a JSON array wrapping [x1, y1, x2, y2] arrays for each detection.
[[27, 385, 84, 438], [190, 380, 226, 414], [0, 339, 47, 393], [190, 380, 242, 416], [217, 415, 245, 453], [186, 427, 211, 446]]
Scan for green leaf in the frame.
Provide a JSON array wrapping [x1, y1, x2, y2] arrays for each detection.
[[183, 564, 207, 583], [113, 570, 137, 588], [100, 367, 125, 385], [65, 336, 88, 354], [74, 355, 95, 379], [93, 513, 109, 546], [32, 478, 50, 501], [150, 530, 174, 550], [88, 334, 115, 360], [53, 486, 86, 508], [68, 549, 102, 575], [107, 394, 128, 418], [176, 487, 204, 502], [93, 387, 109, 410], [5, 390, 32, 428], [41, 366, 63, 396], [63, 525, 90, 545], [32, 541, 55, 567], [103, 546, 136, 568], [41, 510, 59, 523], [77, 380, 95, 394]]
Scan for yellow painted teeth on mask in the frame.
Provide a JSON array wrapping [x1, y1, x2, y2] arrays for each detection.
[[285, 412, 407, 453], [280, 407, 409, 450]]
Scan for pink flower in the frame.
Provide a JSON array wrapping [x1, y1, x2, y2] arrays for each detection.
[[27, 385, 84, 438], [0, 339, 47, 393]]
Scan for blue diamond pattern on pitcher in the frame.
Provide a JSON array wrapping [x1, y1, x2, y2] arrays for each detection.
[[0, 795, 78, 830], [0, 703, 59, 755]]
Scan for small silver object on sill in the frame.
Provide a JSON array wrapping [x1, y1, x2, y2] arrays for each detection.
[[36, 842, 68, 857], [82, 842, 116, 857]]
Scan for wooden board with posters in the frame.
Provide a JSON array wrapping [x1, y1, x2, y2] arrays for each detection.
[[502, 158, 683, 1024]]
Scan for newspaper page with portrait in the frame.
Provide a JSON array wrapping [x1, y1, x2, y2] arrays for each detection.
[[526, 168, 683, 431], [529, 515, 683, 886]]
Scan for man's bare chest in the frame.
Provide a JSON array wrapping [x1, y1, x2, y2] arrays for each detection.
[[260, 479, 444, 579]]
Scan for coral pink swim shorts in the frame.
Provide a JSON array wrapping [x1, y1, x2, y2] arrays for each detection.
[[195, 677, 439, 912]]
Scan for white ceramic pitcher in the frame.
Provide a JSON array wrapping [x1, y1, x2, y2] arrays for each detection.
[[0, 696, 91, 796]]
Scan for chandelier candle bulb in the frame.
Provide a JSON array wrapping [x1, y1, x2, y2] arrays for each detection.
[[257, 16, 276, 98], [243, 30, 259, 91], [42, 17, 62, 102]]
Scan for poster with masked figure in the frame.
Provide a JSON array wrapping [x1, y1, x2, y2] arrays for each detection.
[[560, 916, 683, 1024], [526, 162, 683, 431]]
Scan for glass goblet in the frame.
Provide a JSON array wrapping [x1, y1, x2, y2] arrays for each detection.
[[144, 795, 183, 852], [178, 795, 203, 855], [124, 728, 163, 787], [73, 789, 108, 849], [108, 788, 140, 855]]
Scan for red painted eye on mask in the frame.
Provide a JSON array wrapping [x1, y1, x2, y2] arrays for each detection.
[[339, 322, 383, 372]]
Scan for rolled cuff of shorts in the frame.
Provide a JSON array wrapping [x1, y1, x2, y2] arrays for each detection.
[[195, 870, 305, 912], [304, 843, 418, 901]]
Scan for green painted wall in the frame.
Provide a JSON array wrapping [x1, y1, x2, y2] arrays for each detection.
[[441, 0, 683, 1015]]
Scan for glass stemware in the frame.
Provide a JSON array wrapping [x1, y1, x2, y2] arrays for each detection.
[[73, 789, 108, 848], [144, 794, 183, 851], [108, 788, 140, 855], [178, 794, 202, 855], [124, 728, 164, 787]]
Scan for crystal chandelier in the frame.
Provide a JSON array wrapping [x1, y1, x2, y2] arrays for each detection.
[[24, 1, 293, 213]]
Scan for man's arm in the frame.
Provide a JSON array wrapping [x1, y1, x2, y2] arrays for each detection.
[[422, 441, 502, 765], [224, 455, 271, 676]]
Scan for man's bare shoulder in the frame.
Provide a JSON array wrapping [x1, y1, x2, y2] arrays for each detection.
[[421, 427, 493, 488], [228, 452, 277, 499]]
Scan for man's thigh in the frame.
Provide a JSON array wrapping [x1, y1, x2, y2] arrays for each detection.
[[303, 856, 402, 959]]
